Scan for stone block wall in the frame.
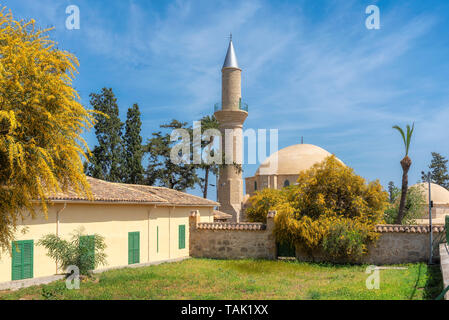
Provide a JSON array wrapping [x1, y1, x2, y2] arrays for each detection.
[[189, 210, 445, 265], [295, 224, 445, 265], [189, 210, 276, 259]]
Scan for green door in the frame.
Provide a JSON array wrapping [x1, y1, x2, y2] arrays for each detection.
[[11, 240, 34, 280], [128, 232, 140, 264], [178, 225, 186, 249], [79, 235, 95, 270], [277, 241, 296, 258]]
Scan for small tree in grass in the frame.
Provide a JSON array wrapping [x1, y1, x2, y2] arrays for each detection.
[[38, 227, 107, 276]]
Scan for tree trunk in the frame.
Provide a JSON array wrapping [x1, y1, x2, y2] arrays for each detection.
[[395, 156, 412, 224], [203, 167, 209, 198]]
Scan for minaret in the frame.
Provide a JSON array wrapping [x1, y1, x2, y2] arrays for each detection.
[[214, 35, 248, 222]]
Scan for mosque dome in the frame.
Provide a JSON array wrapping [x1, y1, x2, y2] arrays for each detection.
[[410, 182, 449, 204], [255, 144, 342, 176]]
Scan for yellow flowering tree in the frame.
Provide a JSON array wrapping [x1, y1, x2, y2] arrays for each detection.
[[273, 156, 388, 261], [246, 155, 389, 261], [0, 8, 95, 251], [245, 188, 288, 223]]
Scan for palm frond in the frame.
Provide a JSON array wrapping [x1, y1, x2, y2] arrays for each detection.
[[393, 123, 415, 156]]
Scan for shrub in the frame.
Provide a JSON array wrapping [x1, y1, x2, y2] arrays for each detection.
[[322, 219, 371, 261], [269, 156, 389, 261], [245, 188, 287, 223], [38, 227, 107, 276], [384, 184, 426, 224]]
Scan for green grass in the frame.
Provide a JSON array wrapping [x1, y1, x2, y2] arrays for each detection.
[[0, 258, 443, 300]]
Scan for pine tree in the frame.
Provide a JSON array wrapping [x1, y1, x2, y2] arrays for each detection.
[[86, 88, 125, 182], [123, 104, 144, 184], [145, 120, 198, 191], [421, 152, 449, 189]]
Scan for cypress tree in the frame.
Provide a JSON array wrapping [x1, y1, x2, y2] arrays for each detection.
[[123, 103, 144, 184], [86, 88, 125, 182]]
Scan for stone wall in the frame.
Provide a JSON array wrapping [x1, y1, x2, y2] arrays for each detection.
[[189, 210, 445, 265], [295, 225, 444, 265], [189, 211, 276, 259]]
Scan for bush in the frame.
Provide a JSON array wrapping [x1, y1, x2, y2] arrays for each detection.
[[384, 184, 426, 224], [38, 227, 107, 276], [265, 156, 389, 261], [322, 219, 370, 261], [245, 188, 288, 223]]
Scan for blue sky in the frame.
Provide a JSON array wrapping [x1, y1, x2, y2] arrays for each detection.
[[4, 0, 449, 199]]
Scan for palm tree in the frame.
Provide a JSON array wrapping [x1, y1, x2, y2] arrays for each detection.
[[392, 123, 414, 224]]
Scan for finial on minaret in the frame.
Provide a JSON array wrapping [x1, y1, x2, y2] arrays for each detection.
[[223, 34, 239, 69]]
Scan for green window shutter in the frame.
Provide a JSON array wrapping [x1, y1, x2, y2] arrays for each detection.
[[156, 226, 159, 253], [11, 240, 33, 280], [178, 225, 186, 249], [12, 241, 22, 280], [128, 232, 140, 264], [22, 240, 34, 279], [80, 235, 95, 270]]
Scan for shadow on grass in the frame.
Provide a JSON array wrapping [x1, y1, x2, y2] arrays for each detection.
[[423, 264, 443, 300], [408, 263, 443, 300]]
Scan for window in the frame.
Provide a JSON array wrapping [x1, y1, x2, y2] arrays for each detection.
[[11, 240, 34, 281], [284, 179, 290, 187], [178, 225, 186, 249], [254, 181, 257, 191], [79, 235, 95, 270], [128, 232, 140, 265]]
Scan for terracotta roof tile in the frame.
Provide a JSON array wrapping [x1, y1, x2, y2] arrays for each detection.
[[196, 222, 266, 231], [375, 224, 445, 233], [47, 177, 218, 207]]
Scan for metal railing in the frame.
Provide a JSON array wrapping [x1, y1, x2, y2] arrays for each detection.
[[214, 100, 249, 112]]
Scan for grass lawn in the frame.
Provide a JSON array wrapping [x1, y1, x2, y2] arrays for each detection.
[[0, 258, 443, 300]]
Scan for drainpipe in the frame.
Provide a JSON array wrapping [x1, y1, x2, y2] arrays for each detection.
[[169, 206, 175, 259], [56, 202, 67, 274], [147, 205, 156, 263]]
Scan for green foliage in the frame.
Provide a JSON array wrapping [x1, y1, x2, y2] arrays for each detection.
[[388, 181, 396, 203], [245, 156, 388, 261], [384, 184, 426, 225], [421, 152, 449, 189], [41, 282, 67, 300], [38, 227, 107, 276], [322, 220, 370, 261], [86, 88, 125, 182], [393, 123, 414, 156], [145, 119, 199, 191], [123, 103, 144, 184], [245, 188, 288, 223], [196, 115, 220, 198]]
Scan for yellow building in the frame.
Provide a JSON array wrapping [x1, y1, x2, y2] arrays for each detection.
[[411, 182, 449, 224], [0, 177, 217, 284]]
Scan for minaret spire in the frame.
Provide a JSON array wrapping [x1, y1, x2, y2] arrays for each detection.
[[222, 34, 239, 69], [215, 36, 247, 222]]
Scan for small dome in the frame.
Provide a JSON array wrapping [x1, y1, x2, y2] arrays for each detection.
[[255, 144, 342, 176], [410, 183, 449, 204]]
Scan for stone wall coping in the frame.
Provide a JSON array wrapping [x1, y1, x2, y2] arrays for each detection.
[[375, 224, 445, 233], [196, 222, 266, 231]]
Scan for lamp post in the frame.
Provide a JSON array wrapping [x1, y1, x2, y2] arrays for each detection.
[[425, 172, 433, 265]]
